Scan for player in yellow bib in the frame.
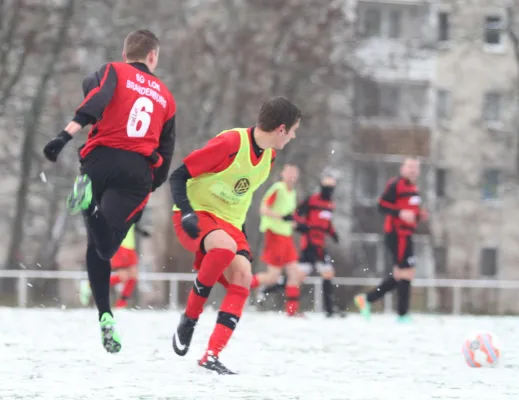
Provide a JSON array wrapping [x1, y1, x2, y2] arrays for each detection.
[[169, 97, 302, 374], [250, 164, 304, 316]]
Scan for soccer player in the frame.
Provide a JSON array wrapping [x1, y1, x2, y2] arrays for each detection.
[[43, 30, 176, 353], [79, 223, 151, 308], [169, 97, 302, 374], [258, 170, 344, 318], [250, 164, 302, 316], [354, 158, 428, 323]]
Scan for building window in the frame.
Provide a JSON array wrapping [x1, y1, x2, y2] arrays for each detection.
[[379, 85, 400, 117], [436, 168, 446, 198], [434, 246, 447, 274], [484, 15, 503, 45], [355, 163, 379, 203], [436, 89, 451, 120], [480, 248, 498, 277], [482, 169, 499, 200], [438, 12, 449, 42], [364, 8, 381, 37], [482, 92, 502, 122], [388, 10, 402, 39]]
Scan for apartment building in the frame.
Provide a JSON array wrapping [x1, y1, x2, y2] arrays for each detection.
[[350, 0, 519, 312]]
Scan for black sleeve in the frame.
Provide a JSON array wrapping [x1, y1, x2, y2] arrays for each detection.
[[242, 223, 247, 239], [73, 63, 117, 127], [152, 115, 176, 190], [169, 164, 193, 215], [378, 179, 400, 217]]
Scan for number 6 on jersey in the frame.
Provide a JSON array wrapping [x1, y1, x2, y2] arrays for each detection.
[[127, 96, 154, 137]]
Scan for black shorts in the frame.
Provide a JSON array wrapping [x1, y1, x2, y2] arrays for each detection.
[[299, 245, 330, 264], [80, 146, 152, 241], [385, 232, 415, 268]]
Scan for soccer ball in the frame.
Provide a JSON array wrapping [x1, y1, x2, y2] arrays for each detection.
[[462, 332, 500, 368]]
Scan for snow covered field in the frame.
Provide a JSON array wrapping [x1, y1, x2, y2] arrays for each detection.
[[0, 308, 517, 400]]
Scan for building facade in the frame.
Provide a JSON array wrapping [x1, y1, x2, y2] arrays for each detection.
[[349, 0, 519, 312]]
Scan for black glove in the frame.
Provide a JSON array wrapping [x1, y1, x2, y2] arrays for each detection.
[[282, 213, 294, 221], [181, 212, 200, 239], [296, 223, 310, 233], [331, 231, 339, 243], [43, 130, 73, 162]]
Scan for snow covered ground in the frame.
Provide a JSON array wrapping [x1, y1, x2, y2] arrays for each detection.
[[0, 308, 517, 400]]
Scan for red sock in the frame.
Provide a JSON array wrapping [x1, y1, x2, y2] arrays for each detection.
[[110, 274, 121, 287], [185, 248, 235, 320], [121, 278, 137, 300], [250, 275, 259, 289], [285, 285, 300, 316], [206, 284, 249, 357]]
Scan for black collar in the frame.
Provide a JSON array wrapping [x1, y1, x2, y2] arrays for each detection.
[[129, 62, 154, 76]]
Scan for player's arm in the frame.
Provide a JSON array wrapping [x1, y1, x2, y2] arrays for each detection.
[[259, 184, 282, 219], [169, 133, 238, 238], [151, 115, 176, 191], [328, 221, 339, 243], [294, 196, 310, 233], [378, 179, 400, 216], [43, 63, 117, 162]]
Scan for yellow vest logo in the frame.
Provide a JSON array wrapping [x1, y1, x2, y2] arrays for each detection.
[[234, 178, 250, 196]]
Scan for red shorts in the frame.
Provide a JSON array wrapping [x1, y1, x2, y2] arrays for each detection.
[[261, 230, 298, 267], [111, 246, 138, 269], [173, 211, 251, 270]]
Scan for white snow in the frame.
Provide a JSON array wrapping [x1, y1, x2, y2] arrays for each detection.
[[0, 309, 518, 400]]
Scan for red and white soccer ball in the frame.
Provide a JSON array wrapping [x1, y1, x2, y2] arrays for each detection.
[[462, 332, 501, 368]]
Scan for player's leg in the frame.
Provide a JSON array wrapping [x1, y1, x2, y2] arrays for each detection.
[[199, 254, 251, 374], [72, 150, 152, 260], [84, 229, 121, 353], [281, 236, 301, 316], [114, 249, 139, 308], [354, 233, 399, 320], [284, 262, 302, 316], [395, 235, 415, 323], [317, 254, 343, 317], [251, 266, 283, 289], [172, 212, 236, 357]]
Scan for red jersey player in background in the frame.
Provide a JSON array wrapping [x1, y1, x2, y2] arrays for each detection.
[[354, 158, 428, 323], [169, 97, 302, 374], [259, 169, 345, 317], [43, 30, 176, 353]]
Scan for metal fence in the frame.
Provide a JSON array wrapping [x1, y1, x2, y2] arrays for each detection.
[[1, 269, 518, 314]]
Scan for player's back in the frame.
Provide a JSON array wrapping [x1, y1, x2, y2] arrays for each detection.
[[81, 62, 176, 158]]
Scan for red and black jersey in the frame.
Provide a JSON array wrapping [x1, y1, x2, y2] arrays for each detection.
[[378, 176, 422, 235], [75, 62, 176, 186], [296, 193, 337, 249]]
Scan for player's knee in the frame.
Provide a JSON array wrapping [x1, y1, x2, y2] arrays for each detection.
[[129, 266, 138, 279], [228, 267, 252, 287]]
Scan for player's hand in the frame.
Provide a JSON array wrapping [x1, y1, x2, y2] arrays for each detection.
[[282, 213, 294, 221], [181, 212, 201, 239], [43, 130, 72, 162], [419, 208, 429, 222], [331, 232, 339, 243], [399, 209, 415, 225], [296, 223, 310, 233]]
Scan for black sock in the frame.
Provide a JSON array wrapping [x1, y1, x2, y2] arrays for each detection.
[[83, 204, 121, 261], [366, 276, 398, 303], [397, 279, 411, 316], [86, 239, 112, 320], [322, 279, 334, 315]]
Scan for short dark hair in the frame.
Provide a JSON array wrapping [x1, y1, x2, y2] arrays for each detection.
[[257, 97, 303, 132], [124, 30, 160, 61]]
